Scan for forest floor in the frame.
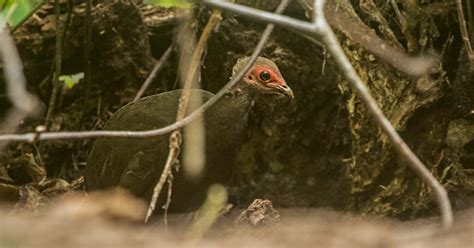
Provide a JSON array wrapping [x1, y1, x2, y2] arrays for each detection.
[[1, 190, 473, 247]]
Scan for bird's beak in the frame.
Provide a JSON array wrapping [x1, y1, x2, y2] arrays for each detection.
[[276, 84, 294, 99]]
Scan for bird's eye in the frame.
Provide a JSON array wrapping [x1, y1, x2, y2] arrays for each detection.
[[259, 71, 271, 82]]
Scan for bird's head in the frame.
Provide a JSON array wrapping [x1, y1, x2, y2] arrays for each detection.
[[231, 56, 294, 99]]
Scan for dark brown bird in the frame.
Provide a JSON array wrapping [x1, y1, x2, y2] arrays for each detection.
[[84, 57, 293, 212]]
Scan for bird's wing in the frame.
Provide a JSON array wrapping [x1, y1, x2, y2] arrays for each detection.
[[85, 89, 216, 198], [118, 148, 163, 197]]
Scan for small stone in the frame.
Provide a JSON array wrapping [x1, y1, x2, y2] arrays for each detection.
[[236, 199, 280, 227]]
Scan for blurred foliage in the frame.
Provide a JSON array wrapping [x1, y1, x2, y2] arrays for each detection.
[[60, 72, 84, 90], [0, 0, 44, 30], [144, 0, 191, 8]]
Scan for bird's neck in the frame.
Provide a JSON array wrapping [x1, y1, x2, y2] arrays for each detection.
[[219, 82, 256, 124], [227, 81, 258, 101]]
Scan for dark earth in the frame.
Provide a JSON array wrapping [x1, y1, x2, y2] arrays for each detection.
[[1, 0, 474, 246]]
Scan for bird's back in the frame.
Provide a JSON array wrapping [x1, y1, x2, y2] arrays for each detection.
[[84, 89, 250, 212]]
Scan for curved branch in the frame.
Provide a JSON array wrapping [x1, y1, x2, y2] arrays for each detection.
[[0, 0, 453, 230], [202, 0, 453, 229], [145, 9, 222, 222], [0, 4, 284, 143], [145, 0, 290, 222]]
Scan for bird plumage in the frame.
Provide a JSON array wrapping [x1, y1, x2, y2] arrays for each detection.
[[84, 57, 292, 212]]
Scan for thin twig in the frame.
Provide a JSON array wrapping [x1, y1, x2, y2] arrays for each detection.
[[144, 0, 290, 223], [163, 173, 174, 230], [133, 45, 174, 102], [83, 0, 92, 118], [467, 0, 474, 42], [0, 0, 454, 230], [176, 14, 221, 120], [210, 0, 437, 77], [208, 1, 318, 34], [45, 0, 63, 127], [39, 0, 73, 101], [319, 13, 453, 230], [202, 0, 453, 229], [456, 0, 474, 67], [0, 4, 283, 142], [178, 10, 206, 179], [390, 0, 404, 27], [144, 131, 181, 223], [0, 15, 255, 144], [145, 9, 222, 223]]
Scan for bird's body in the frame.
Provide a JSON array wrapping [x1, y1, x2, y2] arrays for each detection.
[[84, 57, 293, 212], [85, 89, 252, 211]]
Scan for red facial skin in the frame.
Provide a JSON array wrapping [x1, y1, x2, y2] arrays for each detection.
[[241, 63, 294, 99], [247, 66, 287, 88]]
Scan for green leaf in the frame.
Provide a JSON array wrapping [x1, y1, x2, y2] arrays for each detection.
[[1, 0, 44, 30], [144, 0, 191, 8], [59, 72, 84, 89]]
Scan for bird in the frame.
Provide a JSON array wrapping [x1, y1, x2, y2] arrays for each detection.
[[84, 56, 294, 213]]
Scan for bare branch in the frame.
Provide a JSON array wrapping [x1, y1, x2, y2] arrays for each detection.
[[313, 0, 324, 23], [83, 0, 92, 118], [202, 0, 453, 229], [0, 5, 282, 144], [319, 20, 453, 230], [390, 0, 404, 28], [44, 0, 64, 127], [145, 9, 222, 223], [145, 131, 181, 223], [323, 1, 438, 77], [177, 10, 214, 178], [145, 0, 290, 222], [133, 45, 174, 102], [205, 0, 320, 35], [456, 0, 474, 67], [0, 0, 453, 229]]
